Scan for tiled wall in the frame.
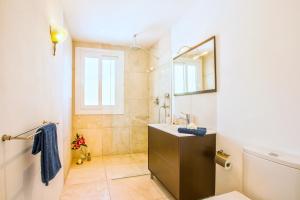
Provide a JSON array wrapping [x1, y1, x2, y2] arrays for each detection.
[[72, 41, 149, 157]]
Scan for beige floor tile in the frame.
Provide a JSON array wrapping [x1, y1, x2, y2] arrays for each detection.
[[104, 154, 149, 179], [151, 177, 176, 200], [103, 154, 134, 166], [66, 159, 107, 185], [106, 164, 149, 180], [103, 153, 147, 166], [62, 154, 162, 200], [65, 168, 107, 185], [61, 181, 110, 200], [108, 175, 163, 200], [71, 157, 104, 170]]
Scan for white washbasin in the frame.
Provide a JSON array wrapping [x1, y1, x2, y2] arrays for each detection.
[[148, 123, 216, 137]]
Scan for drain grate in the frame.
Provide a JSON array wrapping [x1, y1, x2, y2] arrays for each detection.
[[111, 172, 150, 180]]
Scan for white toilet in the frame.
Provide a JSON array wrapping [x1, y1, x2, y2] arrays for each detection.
[[206, 146, 300, 200]]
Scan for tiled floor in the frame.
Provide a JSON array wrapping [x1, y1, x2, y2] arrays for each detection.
[[61, 153, 175, 200]]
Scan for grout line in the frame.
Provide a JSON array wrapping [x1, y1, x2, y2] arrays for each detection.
[[103, 155, 113, 200]]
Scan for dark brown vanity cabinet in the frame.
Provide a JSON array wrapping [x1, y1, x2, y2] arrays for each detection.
[[148, 126, 216, 200]]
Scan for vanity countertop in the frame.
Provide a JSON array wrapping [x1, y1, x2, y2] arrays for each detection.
[[148, 124, 216, 137]]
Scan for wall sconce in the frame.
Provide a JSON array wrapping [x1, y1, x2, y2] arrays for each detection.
[[50, 25, 68, 56], [177, 46, 191, 55]]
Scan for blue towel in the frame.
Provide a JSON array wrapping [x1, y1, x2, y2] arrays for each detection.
[[178, 127, 207, 136], [32, 123, 61, 186]]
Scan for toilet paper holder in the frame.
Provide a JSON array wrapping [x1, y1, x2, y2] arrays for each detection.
[[216, 150, 230, 158], [215, 150, 232, 170]]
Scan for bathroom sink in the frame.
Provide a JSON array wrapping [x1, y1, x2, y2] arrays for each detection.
[[148, 123, 216, 137]]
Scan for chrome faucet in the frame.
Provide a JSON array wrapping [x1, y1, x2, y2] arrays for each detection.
[[180, 112, 191, 127], [159, 103, 169, 123], [158, 93, 170, 123]]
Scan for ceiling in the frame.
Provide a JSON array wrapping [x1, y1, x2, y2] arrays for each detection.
[[62, 0, 195, 48]]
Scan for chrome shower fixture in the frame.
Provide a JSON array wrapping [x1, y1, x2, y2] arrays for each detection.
[[154, 97, 160, 105]]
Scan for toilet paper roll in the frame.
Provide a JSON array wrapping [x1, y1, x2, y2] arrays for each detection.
[[215, 154, 232, 170]]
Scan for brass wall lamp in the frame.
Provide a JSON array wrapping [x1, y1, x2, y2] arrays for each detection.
[[50, 25, 68, 56]]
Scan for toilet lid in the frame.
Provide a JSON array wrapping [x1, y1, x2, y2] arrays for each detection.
[[204, 191, 251, 200]]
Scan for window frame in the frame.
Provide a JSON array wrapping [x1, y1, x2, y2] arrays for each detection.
[[174, 61, 199, 94], [75, 47, 124, 115]]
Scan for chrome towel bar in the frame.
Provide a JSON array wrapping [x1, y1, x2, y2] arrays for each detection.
[[1, 121, 59, 142]]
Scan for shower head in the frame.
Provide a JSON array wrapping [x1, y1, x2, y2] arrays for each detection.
[[129, 33, 159, 60], [130, 34, 142, 50]]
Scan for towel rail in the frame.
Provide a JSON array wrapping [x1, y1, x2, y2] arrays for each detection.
[[1, 121, 59, 142]]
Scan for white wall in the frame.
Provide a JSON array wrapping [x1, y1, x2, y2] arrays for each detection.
[[172, 38, 217, 129], [173, 94, 217, 129], [62, 35, 73, 178], [0, 0, 72, 199], [171, 0, 300, 194]]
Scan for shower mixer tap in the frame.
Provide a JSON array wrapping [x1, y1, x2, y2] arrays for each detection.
[[158, 93, 171, 123]]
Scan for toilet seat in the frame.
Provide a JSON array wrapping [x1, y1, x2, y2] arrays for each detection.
[[204, 191, 251, 200]]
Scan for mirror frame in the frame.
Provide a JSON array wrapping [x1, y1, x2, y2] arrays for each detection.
[[173, 36, 217, 96]]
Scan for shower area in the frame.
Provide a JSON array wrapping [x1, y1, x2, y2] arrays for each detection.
[[68, 32, 173, 184]]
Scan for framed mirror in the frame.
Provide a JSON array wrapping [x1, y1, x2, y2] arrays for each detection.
[[173, 36, 216, 96]]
